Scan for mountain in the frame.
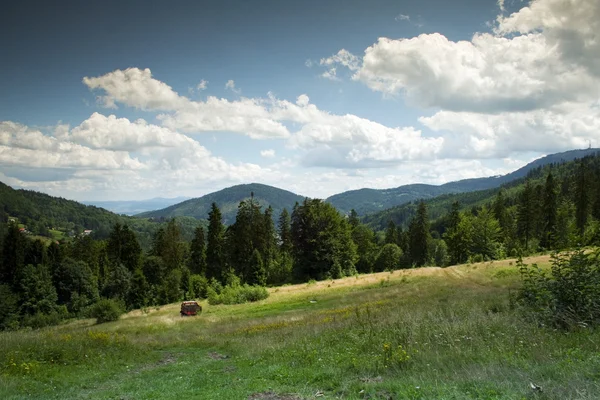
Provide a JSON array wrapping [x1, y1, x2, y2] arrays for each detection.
[[362, 149, 600, 231], [137, 183, 306, 224], [83, 197, 190, 216], [326, 148, 600, 216], [0, 182, 202, 249]]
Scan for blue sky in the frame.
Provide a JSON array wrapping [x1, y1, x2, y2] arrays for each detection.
[[1, 0, 598, 201]]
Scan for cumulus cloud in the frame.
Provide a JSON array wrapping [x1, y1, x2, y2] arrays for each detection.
[[0, 121, 143, 170], [83, 68, 188, 111], [395, 14, 410, 21], [260, 149, 275, 158], [322, 0, 600, 114], [0, 116, 277, 200], [420, 103, 600, 158]]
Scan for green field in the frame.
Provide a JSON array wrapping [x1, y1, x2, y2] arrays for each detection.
[[2, 256, 599, 399]]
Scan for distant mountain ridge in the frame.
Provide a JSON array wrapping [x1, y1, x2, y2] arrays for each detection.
[[326, 148, 600, 215], [83, 197, 190, 216], [137, 183, 305, 224]]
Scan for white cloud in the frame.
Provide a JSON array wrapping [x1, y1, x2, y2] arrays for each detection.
[[83, 68, 188, 111], [158, 96, 291, 139], [395, 14, 410, 21], [0, 121, 144, 170], [197, 79, 208, 91], [260, 149, 275, 158], [321, 0, 600, 114], [0, 116, 278, 200], [420, 103, 600, 158], [225, 79, 241, 94]]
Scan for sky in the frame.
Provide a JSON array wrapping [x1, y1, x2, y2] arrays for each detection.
[[1, 0, 599, 201]]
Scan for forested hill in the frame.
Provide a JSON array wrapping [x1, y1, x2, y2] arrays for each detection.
[[0, 182, 202, 248], [362, 150, 600, 232], [137, 183, 305, 225], [327, 148, 600, 216]]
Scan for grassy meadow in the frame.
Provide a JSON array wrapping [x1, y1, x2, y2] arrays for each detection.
[[2, 255, 600, 399]]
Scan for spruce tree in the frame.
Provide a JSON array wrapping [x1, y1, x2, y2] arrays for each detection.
[[541, 172, 558, 249], [189, 226, 207, 275], [517, 180, 535, 250], [384, 220, 398, 245], [278, 208, 292, 255], [408, 201, 431, 267], [206, 202, 225, 282]]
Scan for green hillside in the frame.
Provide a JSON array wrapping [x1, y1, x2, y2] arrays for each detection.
[[363, 150, 600, 232], [0, 182, 202, 248], [137, 183, 305, 224], [327, 148, 600, 216]]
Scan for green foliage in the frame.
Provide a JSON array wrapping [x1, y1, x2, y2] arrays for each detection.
[[161, 269, 182, 304], [91, 298, 125, 324], [206, 202, 225, 282], [291, 199, 357, 280], [375, 243, 403, 272], [188, 226, 206, 275], [19, 264, 59, 316], [0, 284, 19, 329], [517, 249, 600, 328], [408, 201, 431, 267], [207, 281, 269, 305], [53, 258, 98, 314], [188, 274, 209, 299]]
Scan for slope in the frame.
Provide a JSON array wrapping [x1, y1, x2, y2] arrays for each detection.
[[327, 148, 600, 215]]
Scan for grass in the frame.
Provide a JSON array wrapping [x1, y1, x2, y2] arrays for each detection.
[[2, 255, 600, 399]]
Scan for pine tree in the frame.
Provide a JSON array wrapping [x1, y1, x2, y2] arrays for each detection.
[[206, 203, 225, 282], [517, 180, 535, 250], [408, 201, 431, 267], [106, 223, 141, 272], [189, 226, 207, 275], [384, 220, 398, 245], [278, 208, 292, 255], [541, 172, 558, 249], [444, 202, 472, 265], [348, 209, 360, 229], [1, 223, 27, 288]]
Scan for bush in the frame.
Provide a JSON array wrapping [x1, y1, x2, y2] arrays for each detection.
[[517, 249, 600, 328], [207, 284, 269, 305], [91, 298, 124, 324]]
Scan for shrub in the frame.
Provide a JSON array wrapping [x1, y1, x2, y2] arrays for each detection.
[[517, 249, 600, 328], [91, 298, 124, 324], [207, 284, 269, 305]]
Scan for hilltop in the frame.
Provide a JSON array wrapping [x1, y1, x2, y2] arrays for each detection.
[[137, 183, 305, 224]]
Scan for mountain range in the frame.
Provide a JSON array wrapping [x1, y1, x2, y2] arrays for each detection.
[[2, 148, 598, 232], [138, 148, 600, 221]]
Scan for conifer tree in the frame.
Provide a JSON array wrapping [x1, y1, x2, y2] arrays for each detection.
[[385, 220, 398, 245], [408, 201, 431, 267], [541, 172, 558, 249], [278, 208, 292, 255], [189, 226, 207, 275], [206, 202, 225, 282], [517, 180, 535, 250]]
